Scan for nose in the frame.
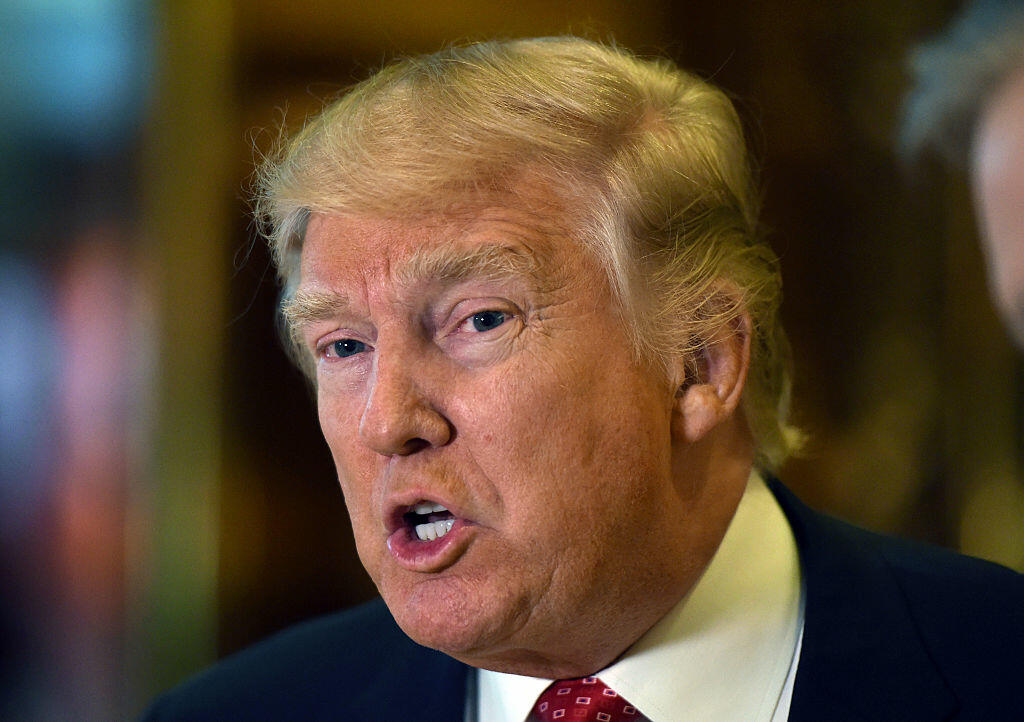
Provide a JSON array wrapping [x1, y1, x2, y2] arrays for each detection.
[[358, 345, 452, 456]]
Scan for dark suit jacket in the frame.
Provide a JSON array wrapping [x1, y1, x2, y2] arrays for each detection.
[[143, 482, 1024, 721]]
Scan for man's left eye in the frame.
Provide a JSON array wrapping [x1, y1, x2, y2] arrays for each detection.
[[326, 339, 367, 358], [470, 310, 507, 332]]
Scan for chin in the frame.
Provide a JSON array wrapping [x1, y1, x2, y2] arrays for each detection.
[[382, 573, 532, 660]]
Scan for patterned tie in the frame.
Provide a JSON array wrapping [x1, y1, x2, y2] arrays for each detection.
[[527, 676, 651, 721]]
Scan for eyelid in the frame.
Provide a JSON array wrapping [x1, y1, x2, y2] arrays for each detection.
[[447, 299, 516, 327], [315, 332, 373, 360], [454, 309, 504, 332]]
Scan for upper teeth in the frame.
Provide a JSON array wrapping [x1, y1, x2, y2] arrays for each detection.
[[415, 519, 455, 541], [413, 502, 448, 515]]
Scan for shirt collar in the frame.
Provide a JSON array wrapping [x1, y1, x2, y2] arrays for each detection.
[[477, 470, 803, 722]]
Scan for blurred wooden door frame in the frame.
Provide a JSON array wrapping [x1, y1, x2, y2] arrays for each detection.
[[129, 0, 235, 711]]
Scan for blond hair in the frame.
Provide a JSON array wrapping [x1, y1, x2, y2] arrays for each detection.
[[255, 36, 801, 470]]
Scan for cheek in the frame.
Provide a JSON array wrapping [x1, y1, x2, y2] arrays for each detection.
[[974, 126, 1024, 311], [318, 397, 386, 574], [456, 351, 669, 510], [317, 377, 366, 448], [979, 219, 1024, 318], [317, 396, 348, 465], [317, 394, 373, 502]]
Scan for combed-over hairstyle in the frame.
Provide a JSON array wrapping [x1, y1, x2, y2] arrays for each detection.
[[901, 0, 1024, 166], [255, 36, 801, 471]]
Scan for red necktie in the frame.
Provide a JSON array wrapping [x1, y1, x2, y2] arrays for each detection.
[[528, 676, 651, 721]]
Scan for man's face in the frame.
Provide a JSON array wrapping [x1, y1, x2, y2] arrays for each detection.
[[292, 195, 720, 676], [972, 68, 1024, 349]]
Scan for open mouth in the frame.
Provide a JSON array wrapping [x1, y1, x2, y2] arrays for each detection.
[[386, 498, 474, 571], [403, 502, 457, 542]]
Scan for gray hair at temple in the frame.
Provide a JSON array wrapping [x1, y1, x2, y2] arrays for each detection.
[[254, 36, 802, 471], [901, 0, 1024, 166]]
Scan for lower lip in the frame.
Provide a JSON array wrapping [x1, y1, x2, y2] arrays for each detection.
[[386, 519, 474, 572]]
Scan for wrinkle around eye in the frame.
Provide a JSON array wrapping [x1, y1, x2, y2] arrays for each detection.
[[440, 312, 528, 368]]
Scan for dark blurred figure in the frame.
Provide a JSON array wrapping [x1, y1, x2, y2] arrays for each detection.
[[903, 0, 1024, 348]]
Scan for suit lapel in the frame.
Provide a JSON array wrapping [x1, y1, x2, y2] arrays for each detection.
[[347, 606, 470, 721], [769, 481, 958, 722]]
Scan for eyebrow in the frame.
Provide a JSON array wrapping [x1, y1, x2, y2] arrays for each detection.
[[281, 291, 356, 331], [283, 242, 540, 332], [397, 241, 540, 286]]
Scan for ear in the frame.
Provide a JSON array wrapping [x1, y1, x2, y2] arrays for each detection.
[[672, 309, 752, 444]]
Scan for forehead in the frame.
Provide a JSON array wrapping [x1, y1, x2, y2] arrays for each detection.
[[297, 202, 576, 292]]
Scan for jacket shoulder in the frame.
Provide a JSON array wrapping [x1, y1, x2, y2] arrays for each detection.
[[818, 500, 1024, 646], [863, 521, 1024, 695], [771, 479, 1024, 719], [141, 598, 467, 721]]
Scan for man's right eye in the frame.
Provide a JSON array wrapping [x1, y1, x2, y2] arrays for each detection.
[[324, 339, 366, 359]]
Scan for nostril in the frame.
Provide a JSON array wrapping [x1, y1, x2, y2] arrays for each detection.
[[399, 437, 431, 455]]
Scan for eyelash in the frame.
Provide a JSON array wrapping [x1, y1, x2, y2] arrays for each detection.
[[458, 309, 509, 333], [316, 306, 515, 363], [321, 339, 367, 360]]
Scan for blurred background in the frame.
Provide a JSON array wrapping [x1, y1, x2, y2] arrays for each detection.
[[2, 0, 1021, 718]]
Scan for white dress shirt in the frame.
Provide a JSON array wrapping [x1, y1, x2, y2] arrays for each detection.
[[472, 471, 804, 721]]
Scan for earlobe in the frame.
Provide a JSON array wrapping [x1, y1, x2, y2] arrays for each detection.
[[672, 312, 751, 443], [676, 383, 727, 442]]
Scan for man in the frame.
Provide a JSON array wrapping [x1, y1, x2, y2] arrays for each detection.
[[146, 37, 1024, 720], [902, 0, 1024, 348]]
